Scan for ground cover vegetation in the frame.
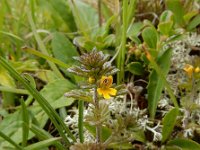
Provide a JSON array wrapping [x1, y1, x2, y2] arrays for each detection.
[[0, 0, 200, 149]]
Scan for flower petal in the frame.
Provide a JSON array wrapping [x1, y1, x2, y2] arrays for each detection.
[[103, 92, 111, 99], [97, 88, 103, 95], [108, 88, 117, 96]]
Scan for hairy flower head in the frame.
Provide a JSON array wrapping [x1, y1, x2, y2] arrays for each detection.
[[97, 76, 117, 99]]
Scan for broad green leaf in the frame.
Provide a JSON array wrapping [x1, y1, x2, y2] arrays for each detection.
[[40, 79, 75, 104], [167, 138, 200, 150], [23, 73, 36, 89], [11, 59, 39, 73], [32, 79, 75, 127], [70, 0, 98, 32], [147, 48, 172, 118], [36, 70, 59, 83], [162, 108, 179, 143], [126, 62, 144, 75], [159, 10, 174, 22], [165, 0, 185, 26], [48, 0, 76, 32], [51, 32, 78, 65], [127, 22, 143, 37], [158, 21, 173, 35], [142, 27, 158, 49], [187, 14, 200, 31]]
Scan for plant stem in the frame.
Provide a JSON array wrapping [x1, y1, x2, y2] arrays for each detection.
[[0, 86, 29, 94], [98, 0, 102, 27], [78, 100, 84, 143], [94, 86, 101, 143]]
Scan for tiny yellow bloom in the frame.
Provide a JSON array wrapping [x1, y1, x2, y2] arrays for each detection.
[[97, 76, 117, 99], [183, 64, 194, 78], [194, 67, 200, 73], [88, 77, 95, 84]]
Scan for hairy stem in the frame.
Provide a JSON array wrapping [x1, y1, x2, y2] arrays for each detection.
[[94, 86, 101, 143]]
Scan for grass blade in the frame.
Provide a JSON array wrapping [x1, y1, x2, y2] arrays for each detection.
[[0, 131, 23, 150], [23, 47, 69, 68], [24, 137, 61, 150], [117, 0, 128, 84]]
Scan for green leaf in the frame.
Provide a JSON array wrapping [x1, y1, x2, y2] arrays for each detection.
[[32, 79, 75, 127], [51, 32, 78, 65], [127, 22, 143, 38], [183, 11, 198, 24], [187, 14, 200, 31], [23, 73, 36, 89], [70, 0, 98, 32], [142, 26, 158, 49], [159, 10, 174, 22], [126, 62, 144, 75], [165, 0, 185, 26], [162, 108, 179, 143], [0, 67, 15, 88], [147, 48, 172, 118], [48, 0, 76, 32], [167, 138, 200, 150], [20, 99, 29, 147], [158, 21, 173, 35], [11, 59, 39, 73]]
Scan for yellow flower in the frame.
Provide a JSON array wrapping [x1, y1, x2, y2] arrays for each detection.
[[194, 67, 200, 73], [97, 76, 117, 99], [183, 64, 194, 78]]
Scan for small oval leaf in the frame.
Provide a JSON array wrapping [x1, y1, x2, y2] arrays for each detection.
[[162, 108, 179, 143]]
